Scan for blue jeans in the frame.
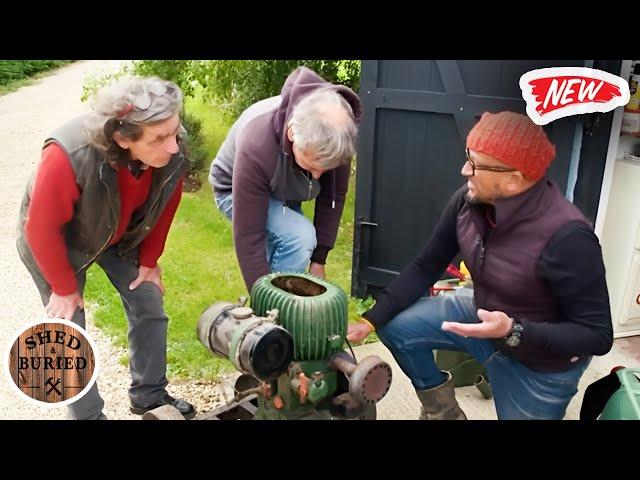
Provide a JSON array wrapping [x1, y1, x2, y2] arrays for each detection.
[[377, 294, 591, 420], [214, 191, 317, 274]]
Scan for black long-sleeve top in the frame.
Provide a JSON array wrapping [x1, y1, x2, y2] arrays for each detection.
[[363, 187, 613, 359]]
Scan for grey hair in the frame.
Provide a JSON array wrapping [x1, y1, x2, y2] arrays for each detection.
[[288, 89, 357, 170], [84, 76, 185, 167]]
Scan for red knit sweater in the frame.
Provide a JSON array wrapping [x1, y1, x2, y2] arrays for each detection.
[[24, 143, 183, 295]]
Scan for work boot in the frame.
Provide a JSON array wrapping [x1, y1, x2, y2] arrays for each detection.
[[415, 371, 467, 420]]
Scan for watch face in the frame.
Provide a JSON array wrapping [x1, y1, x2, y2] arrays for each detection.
[[505, 335, 518, 347], [505, 321, 523, 347]]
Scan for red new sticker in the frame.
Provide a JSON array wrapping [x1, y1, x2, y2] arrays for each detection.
[[520, 67, 630, 125]]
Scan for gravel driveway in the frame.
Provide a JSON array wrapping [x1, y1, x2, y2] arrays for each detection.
[[0, 61, 225, 420]]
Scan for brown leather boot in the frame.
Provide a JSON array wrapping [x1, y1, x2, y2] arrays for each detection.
[[415, 371, 467, 420]]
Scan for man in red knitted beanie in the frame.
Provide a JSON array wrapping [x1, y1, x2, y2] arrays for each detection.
[[464, 111, 556, 204], [348, 111, 612, 420]]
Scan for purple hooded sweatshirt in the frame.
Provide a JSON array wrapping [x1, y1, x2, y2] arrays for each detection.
[[208, 67, 362, 290]]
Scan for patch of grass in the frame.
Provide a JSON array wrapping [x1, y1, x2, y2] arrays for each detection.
[[85, 184, 243, 379], [85, 87, 377, 382], [0, 60, 72, 96]]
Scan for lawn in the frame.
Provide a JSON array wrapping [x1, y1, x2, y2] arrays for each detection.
[[84, 91, 375, 381]]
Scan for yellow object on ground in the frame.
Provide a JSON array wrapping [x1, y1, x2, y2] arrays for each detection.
[[460, 261, 471, 279]]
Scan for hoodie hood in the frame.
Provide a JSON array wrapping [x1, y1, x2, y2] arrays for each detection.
[[272, 66, 363, 156]]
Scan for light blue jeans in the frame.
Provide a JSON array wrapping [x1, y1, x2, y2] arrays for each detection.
[[376, 294, 592, 420], [215, 191, 317, 274]]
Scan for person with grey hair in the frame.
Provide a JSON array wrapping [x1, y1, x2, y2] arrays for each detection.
[[209, 67, 361, 291], [17, 76, 196, 420]]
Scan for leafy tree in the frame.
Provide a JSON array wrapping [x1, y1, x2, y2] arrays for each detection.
[[133, 60, 361, 119]]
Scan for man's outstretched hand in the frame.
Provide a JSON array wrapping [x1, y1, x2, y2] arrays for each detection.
[[441, 308, 513, 339], [347, 320, 375, 343]]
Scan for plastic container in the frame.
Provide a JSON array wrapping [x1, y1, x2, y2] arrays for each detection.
[[621, 110, 640, 134], [626, 63, 640, 111], [599, 367, 640, 420]]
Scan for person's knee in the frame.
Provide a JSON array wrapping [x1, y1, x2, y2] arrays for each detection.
[[297, 224, 317, 253], [376, 324, 391, 345], [377, 320, 404, 349], [128, 283, 166, 319], [278, 221, 316, 255], [377, 306, 444, 352]]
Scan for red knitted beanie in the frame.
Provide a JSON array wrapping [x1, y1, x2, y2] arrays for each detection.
[[466, 111, 556, 181]]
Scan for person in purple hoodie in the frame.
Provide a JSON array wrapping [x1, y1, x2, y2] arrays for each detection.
[[347, 111, 613, 420], [209, 67, 361, 291]]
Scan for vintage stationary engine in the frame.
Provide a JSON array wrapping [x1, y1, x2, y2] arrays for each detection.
[[194, 272, 393, 420]]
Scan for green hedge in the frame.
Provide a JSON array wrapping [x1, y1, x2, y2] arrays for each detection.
[[0, 60, 71, 85]]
